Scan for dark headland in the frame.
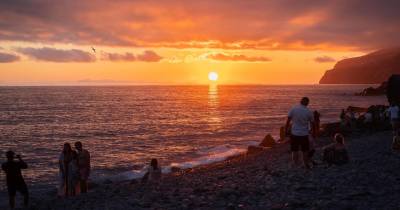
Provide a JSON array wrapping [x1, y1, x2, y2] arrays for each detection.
[[319, 47, 400, 84]]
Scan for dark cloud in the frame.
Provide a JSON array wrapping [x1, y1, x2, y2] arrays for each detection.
[[0, 0, 399, 50], [0, 52, 19, 63], [101, 51, 162, 62], [102, 52, 136, 61], [207, 53, 271, 62], [314, 56, 336, 63], [17, 47, 95, 62]]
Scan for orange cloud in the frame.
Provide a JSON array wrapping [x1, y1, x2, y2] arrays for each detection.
[[314, 56, 336, 63], [0, 1, 399, 51], [207, 53, 271, 62], [136, 50, 163, 62]]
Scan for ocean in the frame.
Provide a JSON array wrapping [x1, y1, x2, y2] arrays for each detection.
[[0, 85, 386, 191]]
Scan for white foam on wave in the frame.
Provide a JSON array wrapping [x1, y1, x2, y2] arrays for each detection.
[[107, 142, 260, 182], [167, 147, 247, 171]]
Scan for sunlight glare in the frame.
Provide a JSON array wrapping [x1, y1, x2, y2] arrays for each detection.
[[208, 72, 218, 82]]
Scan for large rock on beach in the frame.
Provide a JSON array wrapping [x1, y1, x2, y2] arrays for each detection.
[[247, 145, 266, 155], [259, 134, 276, 147], [320, 122, 341, 136]]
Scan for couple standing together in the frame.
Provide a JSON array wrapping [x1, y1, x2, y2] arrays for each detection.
[[58, 141, 90, 197]]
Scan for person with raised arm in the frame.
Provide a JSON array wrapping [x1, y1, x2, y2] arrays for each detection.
[[2, 151, 29, 209]]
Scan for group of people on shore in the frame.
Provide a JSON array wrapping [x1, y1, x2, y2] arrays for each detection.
[[1, 140, 162, 209], [0, 141, 91, 209], [285, 97, 349, 169], [286, 97, 399, 169], [58, 141, 91, 197], [340, 104, 396, 132]]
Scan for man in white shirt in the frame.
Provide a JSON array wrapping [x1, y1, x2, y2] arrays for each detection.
[[387, 104, 399, 137], [285, 97, 314, 168]]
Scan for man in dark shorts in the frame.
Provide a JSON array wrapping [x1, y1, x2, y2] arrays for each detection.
[[285, 97, 314, 169], [1, 151, 29, 209]]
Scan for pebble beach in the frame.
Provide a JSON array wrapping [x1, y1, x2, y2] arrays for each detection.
[[23, 129, 400, 210]]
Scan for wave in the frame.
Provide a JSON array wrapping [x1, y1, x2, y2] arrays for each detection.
[[105, 142, 259, 182]]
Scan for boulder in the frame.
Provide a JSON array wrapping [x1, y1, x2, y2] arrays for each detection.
[[259, 134, 276, 147], [320, 122, 341, 136], [355, 82, 387, 96], [247, 145, 265, 155], [171, 166, 182, 173]]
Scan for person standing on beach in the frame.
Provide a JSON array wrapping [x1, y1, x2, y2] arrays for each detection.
[[387, 103, 399, 137], [58, 143, 73, 197], [2, 151, 29, 209], [285, 97, 314, 169], [75, 141, 91, 193], [313, 110, 321, 138], [68, 151, 81, 196]]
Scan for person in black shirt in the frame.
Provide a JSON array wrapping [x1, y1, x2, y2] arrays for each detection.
[[1, 151, 29, 209]]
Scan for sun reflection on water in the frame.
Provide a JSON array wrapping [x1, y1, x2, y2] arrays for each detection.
[[208, 84, 221, 125]]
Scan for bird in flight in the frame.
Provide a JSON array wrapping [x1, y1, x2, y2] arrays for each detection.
[[91, 46, 96, 53]]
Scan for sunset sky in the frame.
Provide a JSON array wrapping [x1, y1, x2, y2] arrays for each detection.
[[0, 0, 399, 85]]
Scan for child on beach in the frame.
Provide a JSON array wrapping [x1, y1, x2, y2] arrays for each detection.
[[142, 159, 162, 184], [322, 133, 349, 166]]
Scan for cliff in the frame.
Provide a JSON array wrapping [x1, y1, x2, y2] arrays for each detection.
[[319, 48, 400, 84]]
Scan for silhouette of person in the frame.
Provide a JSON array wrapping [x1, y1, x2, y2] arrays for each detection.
[[285, 97, 314, 169], [75, 141, 91, 193], [142, 158, 162, 183], [1, 151, 29, 209], [58, 143, 73, 197]]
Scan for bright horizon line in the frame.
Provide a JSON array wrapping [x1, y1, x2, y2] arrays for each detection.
[[0, 83, 380, 87]]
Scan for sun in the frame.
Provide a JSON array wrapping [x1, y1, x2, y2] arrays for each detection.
[[208, 71, 219, 82]]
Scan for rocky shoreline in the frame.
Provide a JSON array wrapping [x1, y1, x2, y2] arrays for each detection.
[[21, 129, 400, 210]]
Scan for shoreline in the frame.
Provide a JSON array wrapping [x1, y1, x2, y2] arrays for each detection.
[[23, 127, 400, 210]]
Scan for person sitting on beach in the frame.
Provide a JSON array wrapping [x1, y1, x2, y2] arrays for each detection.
[[363, 111, 374, 131], [285, 97, 314, 169], [142, 159, 162, 183], [2, 151, 29, 209], [75, 141, 91, 193], [322, 133, 349, 166]]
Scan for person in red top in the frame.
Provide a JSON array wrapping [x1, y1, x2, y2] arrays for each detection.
[[1, 151, 29, 209]]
